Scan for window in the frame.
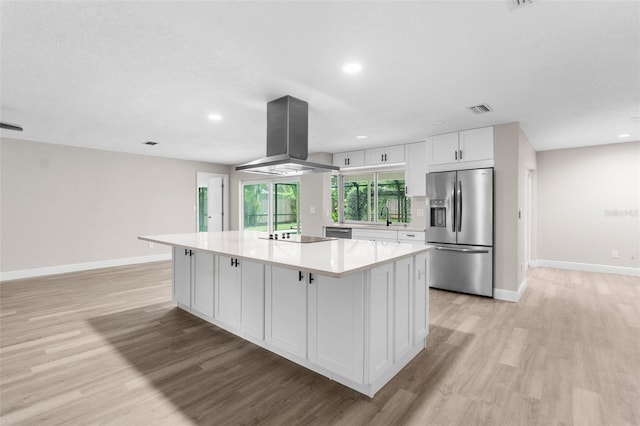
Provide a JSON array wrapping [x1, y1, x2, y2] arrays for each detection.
[[332, 170, 411, 224], [242, 179, 300, 233]]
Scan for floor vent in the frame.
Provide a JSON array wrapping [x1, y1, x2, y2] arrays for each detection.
[[467, 104, 493, 114]]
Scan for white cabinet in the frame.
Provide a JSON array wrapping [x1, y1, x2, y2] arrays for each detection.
[[308, 272, 365, 384], [413, 252, 429, 345], [192, 251, 215, 318], [394, 257, 413, 361], [368, 263, 393, 382], [429, 127, 494, 170], [333, 150, 365, 168], [173, 247, 214, 318], [216, 255, 265, 339], [352, 228, 398, 242], [398, 231, 425, 244], [459, 127, 494, 162], [404, 141, 428, 196], [265, 266, 308, 359], [365, 145, 405, 166], [173, 247, 192, 308], [430, 132, 460, 165]]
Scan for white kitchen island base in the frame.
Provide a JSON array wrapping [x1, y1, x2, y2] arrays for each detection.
[[140, 231, 431, 398]]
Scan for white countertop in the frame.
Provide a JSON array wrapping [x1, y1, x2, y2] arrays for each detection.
[[140, 231, 432, 278]]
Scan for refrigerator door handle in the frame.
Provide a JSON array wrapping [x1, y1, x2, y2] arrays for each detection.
[[434, 246, 489, 254], [451, 184, 456, 233], [456, 180, 462, 232]]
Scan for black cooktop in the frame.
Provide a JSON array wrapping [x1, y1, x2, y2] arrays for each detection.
[[258, 233, 336, 243]]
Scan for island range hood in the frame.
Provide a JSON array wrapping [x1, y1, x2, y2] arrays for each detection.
[[235, 95, 339, 175]]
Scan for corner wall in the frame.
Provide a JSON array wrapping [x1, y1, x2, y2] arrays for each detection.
[[536, 141, 640, 274], [0, 138, 229, 278]]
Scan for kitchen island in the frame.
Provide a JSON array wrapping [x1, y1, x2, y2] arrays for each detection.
[[139, 231, 433, 397]]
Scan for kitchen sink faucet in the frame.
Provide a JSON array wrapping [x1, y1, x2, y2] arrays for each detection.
[[380, 206, 392, 226]]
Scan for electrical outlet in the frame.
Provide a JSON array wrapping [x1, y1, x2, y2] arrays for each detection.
[[611, 250, 619, 259], [417, 209, 424, 217], [148, 242, 154, 248], [309, 206, 316, 214]]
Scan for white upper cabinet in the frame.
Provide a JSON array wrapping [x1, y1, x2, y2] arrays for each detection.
[[429, 126, 494, 171], [458, 127, 494, 162], [365, 145, 405, 166], [430, 132, 460, 165], [404, 141, 428, 196], [333, 150, 365, 168]]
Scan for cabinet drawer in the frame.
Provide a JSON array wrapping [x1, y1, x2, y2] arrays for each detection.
[[398, 231, 425, 243], [352, 229, 398, 241]]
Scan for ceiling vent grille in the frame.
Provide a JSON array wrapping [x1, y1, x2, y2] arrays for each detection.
[[467, 104, 493, 114], [512, 0, 532, 6], [143, 141, 158, 146]]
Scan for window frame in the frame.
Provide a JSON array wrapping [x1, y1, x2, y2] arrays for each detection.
[[333, 167, 410, 225]]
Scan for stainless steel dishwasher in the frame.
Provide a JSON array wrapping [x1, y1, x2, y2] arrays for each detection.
[[325, 226, 352, 239]]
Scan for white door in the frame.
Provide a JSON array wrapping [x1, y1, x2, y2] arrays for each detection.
[[192, 251, 215, 318], [216, 255, 241, 327], [208, 177, 223, 232], [394, 257, 412, 362], [173, 247, 192, 308], [240, 259, 265, 339], [266, 266, 308, 358], [308, 272, 365, 384]]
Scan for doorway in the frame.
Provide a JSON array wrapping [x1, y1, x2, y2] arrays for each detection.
[[197, 172, 229, 232]]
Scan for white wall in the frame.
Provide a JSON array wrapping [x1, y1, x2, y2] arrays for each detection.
[[536, 141, 640, 273], [0, 138, 229, 277]]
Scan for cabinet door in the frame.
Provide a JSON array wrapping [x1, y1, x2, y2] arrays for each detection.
[[430, 132, 459, 165], [459, 127, 493, 162], [266, 266, 307, 358], [309, 272, 364, 384], [333, 152, 349, 167], [365, 147, 385, 166], [368, 264, 393, 382], [347, 150, 365, 168], [217, 256, 241, 327], [173, 247, 191, 308], [192, 251, 214, 318], [413, 252, 429, 344], [394, 257, 413, 362], [405, 141, 427, 196], [384, 144, 405, 164], [240, 259, 265, 339]]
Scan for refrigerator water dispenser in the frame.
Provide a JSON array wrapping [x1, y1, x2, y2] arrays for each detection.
[[430, 199, 447, 227]]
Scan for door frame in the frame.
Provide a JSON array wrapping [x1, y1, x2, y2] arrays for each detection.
[[196, 172, 229, 232], [240, 177, 300, 233]]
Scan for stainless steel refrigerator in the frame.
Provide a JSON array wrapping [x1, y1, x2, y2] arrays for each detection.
[[426, 168, 493, 297]]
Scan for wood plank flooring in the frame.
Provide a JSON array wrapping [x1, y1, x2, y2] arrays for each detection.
[[1, 263, 639, 425]]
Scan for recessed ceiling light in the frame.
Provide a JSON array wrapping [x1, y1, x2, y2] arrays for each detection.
[[356, 135, 368, 139], [618, 133, 631, 138], [208, 114, 223, 121], [432, 121, 446, 125], [343, 63, 363, 74]]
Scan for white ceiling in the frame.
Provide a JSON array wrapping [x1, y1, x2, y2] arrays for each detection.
[[1, 1, 638, 165]]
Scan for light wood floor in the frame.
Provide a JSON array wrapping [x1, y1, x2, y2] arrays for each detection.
[[1, 263, 639, 425]]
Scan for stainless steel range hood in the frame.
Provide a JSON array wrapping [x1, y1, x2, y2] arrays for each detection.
[[235, 96, 339, 175]]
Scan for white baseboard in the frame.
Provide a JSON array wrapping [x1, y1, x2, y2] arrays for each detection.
[[535, 259, 640, 277], [0, 253, 172, 282], [494, 278, 528, 303]]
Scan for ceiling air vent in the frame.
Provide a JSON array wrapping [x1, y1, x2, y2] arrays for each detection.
[[143, 141, 158, 146], [467, 104, 493, 114]]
